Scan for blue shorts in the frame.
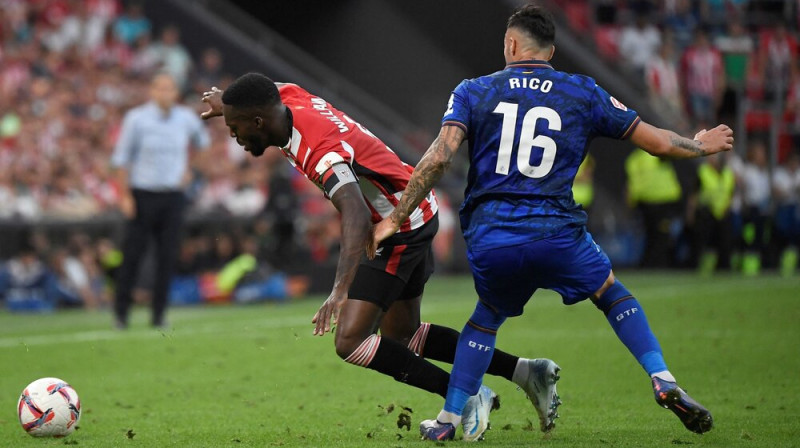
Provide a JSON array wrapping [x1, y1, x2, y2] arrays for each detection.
[[467, 227, 612, 317]]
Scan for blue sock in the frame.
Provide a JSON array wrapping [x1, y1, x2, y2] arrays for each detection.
[[443, 301, 506, 416], [595, 281, 668, 376]]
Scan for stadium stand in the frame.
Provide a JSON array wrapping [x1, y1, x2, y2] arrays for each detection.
[[543, 0, 799, 273], [0, 0, 797, 311]]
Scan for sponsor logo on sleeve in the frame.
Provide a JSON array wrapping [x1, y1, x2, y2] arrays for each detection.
[[610, 96, 628, 111], [315, 152, 346, 175], [444, 94, 455, 116]]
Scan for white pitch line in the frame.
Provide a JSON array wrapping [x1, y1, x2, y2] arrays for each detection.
[[0, 316, 312, 348], [0, 299, 547, 349]]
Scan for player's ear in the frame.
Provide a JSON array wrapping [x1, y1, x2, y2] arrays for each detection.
[[548, 45, 555, 61], [508, 36, 517, 57], [254, 116, 263, 128]]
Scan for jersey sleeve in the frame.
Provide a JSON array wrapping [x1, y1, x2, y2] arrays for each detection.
[[320, 161, 358, 198], [307, 141, 353, 177], [590, 83, 640, 139], [441, 80, 471, 133], [302, 133, 360, 199]]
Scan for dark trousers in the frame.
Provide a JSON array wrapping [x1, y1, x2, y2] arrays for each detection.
[[114, 189, 185, 325], [691, 208, 733, 270], [638, 202, 678, 268], [742, 206, 767, 252]]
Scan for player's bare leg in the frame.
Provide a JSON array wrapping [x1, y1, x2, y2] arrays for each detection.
[[333, 297, 451, 397], [592, 270, 713, 434], [333, 298, 383, 358], [378, 295, 421, 347]]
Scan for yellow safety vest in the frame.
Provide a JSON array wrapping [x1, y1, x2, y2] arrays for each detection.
[[573, 156, 594, 207], [625, 149, 682, 205], [697, 163, 735, 220]]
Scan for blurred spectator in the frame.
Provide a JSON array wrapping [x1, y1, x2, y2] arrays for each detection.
[[714, 20, 754, 123], [625, 148, 683, 268], [700, 0, 747, 33], [93, 25, 131, 69], [112, 2, 150, 45], [48, 247, 93, 308], [128, 31, 159, 77], [0, 168, 14, 218], [223, 163, 268, 217], [617, 11, 661, 80], [687, 153, 736, 274], [96, 237, 122, 287], [43, 0, 107, 53], [772, 152, 800, 276], [192, 47, 223, 94], [0, 240, 53, 311], [785, 59, 800, 147], [229, 235, 310, 303], [758, 22, 798, 100], [680, 29, 725, 129], [150, 25, 192, 89], [194, 159, 235, 213], [737, 141, 771, 276], [645, 39, 686, 130], [662, 0, 699, 52]]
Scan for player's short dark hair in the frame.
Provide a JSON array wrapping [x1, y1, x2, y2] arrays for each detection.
[[222, 73, 281, 108], [507, 4, 556, 48]]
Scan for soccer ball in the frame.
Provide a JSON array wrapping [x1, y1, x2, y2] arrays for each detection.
[[17, 377, 81, 437]]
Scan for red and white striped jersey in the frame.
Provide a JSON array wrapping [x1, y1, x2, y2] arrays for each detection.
[[276, 83, 437, 233]]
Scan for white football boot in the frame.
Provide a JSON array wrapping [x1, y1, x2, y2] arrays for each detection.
[[519, 358, 561, 432], [460, 385, 499, 441]]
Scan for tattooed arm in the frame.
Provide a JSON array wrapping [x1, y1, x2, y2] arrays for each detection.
[[368, 125, 466, 256], [629, 121, 734, 159]]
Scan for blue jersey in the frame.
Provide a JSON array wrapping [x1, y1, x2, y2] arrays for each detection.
[[443, 60, 640, 251]]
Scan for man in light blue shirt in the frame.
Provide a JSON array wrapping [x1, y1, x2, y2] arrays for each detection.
[[111, 72, 209, 329]]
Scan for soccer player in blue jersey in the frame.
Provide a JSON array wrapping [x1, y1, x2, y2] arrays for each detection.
[[370, 5, 733, 441]]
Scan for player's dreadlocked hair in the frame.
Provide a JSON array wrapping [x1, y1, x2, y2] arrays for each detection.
[[507, 4, 555, 48], [222, 73, 281, 108]]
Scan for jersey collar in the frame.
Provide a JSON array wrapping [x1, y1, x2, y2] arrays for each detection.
[[504, 60, 554, 70]]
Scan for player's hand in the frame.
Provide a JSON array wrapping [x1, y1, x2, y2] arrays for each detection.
[[200, 87, 224, 120], [695, 124, 734, 155], [311, 290, 346, 336], [366, 218, 399, 260]]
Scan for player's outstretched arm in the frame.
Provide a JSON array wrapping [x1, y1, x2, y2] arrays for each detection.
[[368, 125, 466, 258], [312, 181, 372, 336], [200, 87, 224, 120], [629, 121, 734, 159]]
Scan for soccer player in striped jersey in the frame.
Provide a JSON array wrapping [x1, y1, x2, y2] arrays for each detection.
[[371, 5, 732, 441], [201, 73, 558, 441]]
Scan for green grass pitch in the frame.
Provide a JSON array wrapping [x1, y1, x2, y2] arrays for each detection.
[[1, 272, 798, 447]]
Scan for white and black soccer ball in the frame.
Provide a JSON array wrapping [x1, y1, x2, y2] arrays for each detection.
[[17, 377, 81, 437]]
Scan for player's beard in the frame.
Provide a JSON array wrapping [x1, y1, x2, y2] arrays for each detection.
[[247, 145, 266, 157], [244, 136, 267, 157]]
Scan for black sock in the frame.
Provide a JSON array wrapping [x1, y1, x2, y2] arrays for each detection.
[[424, 324, 519, 381], [366, 336, 450, 397]]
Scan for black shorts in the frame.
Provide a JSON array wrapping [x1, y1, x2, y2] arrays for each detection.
[[348, 215, 438, 311]]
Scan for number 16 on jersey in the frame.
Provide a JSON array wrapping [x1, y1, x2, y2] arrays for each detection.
[[493, 102, 561, 179]]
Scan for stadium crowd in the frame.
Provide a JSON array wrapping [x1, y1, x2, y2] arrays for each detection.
[[0, 0, 332, 310], [564, 0, 800, 274], [0, 0, 797, 312]]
